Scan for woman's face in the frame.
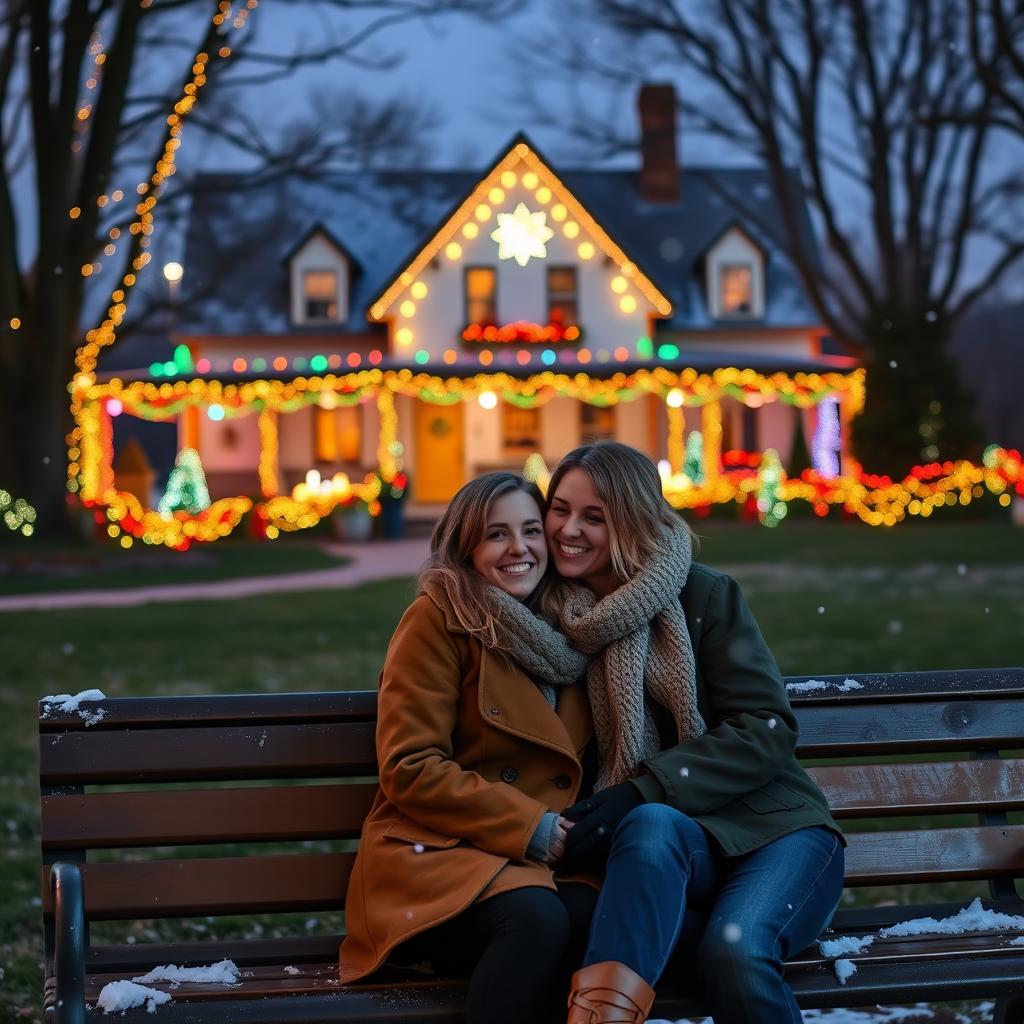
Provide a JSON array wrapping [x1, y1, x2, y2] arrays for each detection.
[[545, 467, 616, 596], [470, 489, 548, 600]]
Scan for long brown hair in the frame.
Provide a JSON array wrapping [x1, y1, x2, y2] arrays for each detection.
[[545, 441, 696, 586], [419, 472, 547, 649]]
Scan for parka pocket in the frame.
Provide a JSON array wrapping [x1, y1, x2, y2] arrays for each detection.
[[741, 779, 807, 814]]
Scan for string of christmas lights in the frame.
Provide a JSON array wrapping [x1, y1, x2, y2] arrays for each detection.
[[67, 1, 255, 498]]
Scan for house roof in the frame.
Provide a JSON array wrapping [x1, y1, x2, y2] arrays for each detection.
[[367, 134, 671, 321], [174, 149, 822, 338]]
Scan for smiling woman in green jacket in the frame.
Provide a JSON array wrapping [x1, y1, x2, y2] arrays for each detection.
[[539, 441, 845, 1024]]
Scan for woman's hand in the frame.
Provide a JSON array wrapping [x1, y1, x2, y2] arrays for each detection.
[[546, 816, 574, 863]]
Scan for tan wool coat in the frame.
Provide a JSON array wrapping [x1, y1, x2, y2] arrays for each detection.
[[338, 594, 593, 984]]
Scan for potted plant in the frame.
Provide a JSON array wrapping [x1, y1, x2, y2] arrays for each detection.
[[331, 496, 374, 543]]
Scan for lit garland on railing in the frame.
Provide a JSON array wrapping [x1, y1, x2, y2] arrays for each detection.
[[658, 446, 1023, 527], [71, 364, 869, 546], [81, 488, 252, 550]]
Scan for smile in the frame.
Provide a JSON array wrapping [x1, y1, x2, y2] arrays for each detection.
[[557, 542, 589, 557], [498, 563, 534, 575]]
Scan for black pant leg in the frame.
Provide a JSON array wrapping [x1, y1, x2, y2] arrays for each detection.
[[398, 886, 571, 1024]]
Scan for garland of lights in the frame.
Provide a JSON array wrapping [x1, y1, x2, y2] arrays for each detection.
[[79, 366, 865, 417], [83, 445, 1018, 546], [657, 446, 1023, 528]]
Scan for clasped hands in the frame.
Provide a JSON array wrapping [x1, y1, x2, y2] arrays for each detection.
[[542, 781, 644, 867]]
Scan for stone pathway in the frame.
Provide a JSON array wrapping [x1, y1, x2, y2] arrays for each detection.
[[0, 537, 431, 613]]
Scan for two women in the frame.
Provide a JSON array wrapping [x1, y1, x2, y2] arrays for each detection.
[[340, 443, 846, 1023]]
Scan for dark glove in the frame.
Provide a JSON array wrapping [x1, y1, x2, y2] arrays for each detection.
[[561, 781, 644, 867]]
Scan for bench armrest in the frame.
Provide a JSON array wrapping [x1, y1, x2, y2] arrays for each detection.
[[50, 862, 86, 1024]]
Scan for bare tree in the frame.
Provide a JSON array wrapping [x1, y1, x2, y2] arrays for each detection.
[[970, 0, 1024, 134], [527, 0, 1024, 474], [0, 0, 520, 537]]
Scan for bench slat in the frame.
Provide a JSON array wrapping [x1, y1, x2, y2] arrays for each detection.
[[40, 759, 1024, 852], [84, 936, 343, 973], [844, 824, 1024, 885], [38, 691, 379, 732], [795, 699, 1024, 756], [784, 668, 1024, 705], [40, 784, 379, 849], [39, 723, 377, 785], [42, 852, 354, 920], [807, 759, 1024, 817], [42, 825, 1024, 921]]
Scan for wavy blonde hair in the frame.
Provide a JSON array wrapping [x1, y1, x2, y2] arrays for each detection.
[[419, 472, 547, 649], [545, 441, 696, 587]]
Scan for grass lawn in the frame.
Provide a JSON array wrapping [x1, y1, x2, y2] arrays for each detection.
[[0, 537, 349, 596], [0, 520, 1021, 1021]]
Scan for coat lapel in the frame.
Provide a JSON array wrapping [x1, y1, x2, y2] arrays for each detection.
[[478, 648, 588, 760]]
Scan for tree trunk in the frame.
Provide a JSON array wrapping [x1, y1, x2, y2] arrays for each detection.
[[851, 306, 984, 478]]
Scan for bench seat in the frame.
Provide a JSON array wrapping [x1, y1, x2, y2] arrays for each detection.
[[38, 669, 1024, 1023]]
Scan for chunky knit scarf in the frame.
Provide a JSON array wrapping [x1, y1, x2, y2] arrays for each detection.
[[419, 572, 588, 701], [554, 521, 706, 791]]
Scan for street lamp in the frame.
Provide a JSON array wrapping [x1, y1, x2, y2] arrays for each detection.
[[163, 261, 184, 302]]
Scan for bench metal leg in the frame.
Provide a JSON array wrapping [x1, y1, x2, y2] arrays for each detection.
[[50, 863, 86, 1024], [994, 996, 1024, 1024]]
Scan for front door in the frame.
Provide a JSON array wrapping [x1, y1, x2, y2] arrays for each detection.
[[414, 401, 465, 502]]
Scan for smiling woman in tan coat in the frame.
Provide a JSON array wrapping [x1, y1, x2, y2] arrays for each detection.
[[339, 472, 594, 1023]]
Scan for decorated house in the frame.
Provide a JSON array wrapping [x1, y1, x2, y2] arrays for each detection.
[[78, 85, 894, 545]]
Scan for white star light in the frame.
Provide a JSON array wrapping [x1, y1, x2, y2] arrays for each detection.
[[490, 202, 554, 267]]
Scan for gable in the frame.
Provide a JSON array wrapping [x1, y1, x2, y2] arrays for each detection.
[[368, 137, 672, 324]]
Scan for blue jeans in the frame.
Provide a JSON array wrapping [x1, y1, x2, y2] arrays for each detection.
[[583, 803, 845, 1023]]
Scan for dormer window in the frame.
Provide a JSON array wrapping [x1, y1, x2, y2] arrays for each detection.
[[286, 225, 354, 325], [304, 270, 338, 321], [720, 264, 753, 316], [465, 267, 497, 324], [705, 226, 765, 319]]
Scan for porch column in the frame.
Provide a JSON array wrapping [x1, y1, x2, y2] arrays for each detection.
[[182, 405, 200, 452], [702, 400, 722, 482], [376, 386, 398, 480], [258, 408, 279, 497], [666, 388, 685, 473]]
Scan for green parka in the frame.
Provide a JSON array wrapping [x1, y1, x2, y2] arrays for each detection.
[[629, 562, 843, 857]]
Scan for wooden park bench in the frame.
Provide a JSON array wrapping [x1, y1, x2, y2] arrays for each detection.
[[38, 668, 1024, 1023]]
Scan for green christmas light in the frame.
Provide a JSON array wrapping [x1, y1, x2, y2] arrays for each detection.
[[158, 448, 211, 516]]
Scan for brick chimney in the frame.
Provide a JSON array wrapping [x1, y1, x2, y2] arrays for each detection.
[[638, 83, 679, 203]]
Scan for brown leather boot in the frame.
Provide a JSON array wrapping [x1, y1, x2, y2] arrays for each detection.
[[566, 960, 655, 1023]]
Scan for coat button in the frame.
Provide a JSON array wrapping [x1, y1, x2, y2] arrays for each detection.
[[501, 766, 518, 783], [554, 774, 571, 790]]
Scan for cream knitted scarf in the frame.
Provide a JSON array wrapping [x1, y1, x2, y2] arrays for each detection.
[[554, 521, 706, 791]]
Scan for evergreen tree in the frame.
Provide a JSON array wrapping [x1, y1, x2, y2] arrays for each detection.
[[684, 431, 705, 484], [158, 449, 210, 516]]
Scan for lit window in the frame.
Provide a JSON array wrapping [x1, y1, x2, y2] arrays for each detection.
[[719, 264, 753, 316], [547, 266, 578, 325], [304, 270, 338, 321], [502, 404, 540, 454], [314, 406, 361, 462], [465, 267, 497, 325], [580, 403, 615, 445]]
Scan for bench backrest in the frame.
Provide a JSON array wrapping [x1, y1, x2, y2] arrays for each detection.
[[38, 668, 1024, 936]]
